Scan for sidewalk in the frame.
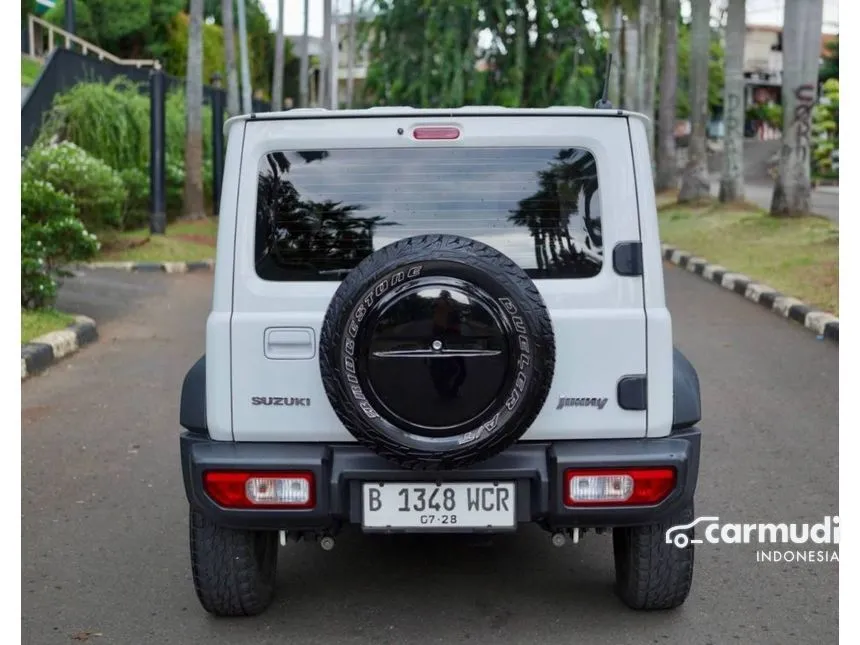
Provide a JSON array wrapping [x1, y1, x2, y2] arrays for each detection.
[[708, 175, 839, 225]]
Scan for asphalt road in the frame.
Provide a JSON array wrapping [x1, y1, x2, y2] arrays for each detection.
[[22, 267, 838, 644]]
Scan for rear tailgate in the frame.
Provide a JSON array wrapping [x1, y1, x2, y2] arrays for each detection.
[[228, 113, 647, 441]]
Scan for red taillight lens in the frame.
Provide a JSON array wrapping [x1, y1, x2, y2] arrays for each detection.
[[563, 467, 676, 507], [203, 471, 315, 509], [413, 126, 460, 140]]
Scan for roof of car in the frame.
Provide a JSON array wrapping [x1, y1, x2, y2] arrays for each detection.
[[224, 106, 651, 136]]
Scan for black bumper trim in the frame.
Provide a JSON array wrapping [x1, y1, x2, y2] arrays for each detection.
[[180, 429, 701, 532]]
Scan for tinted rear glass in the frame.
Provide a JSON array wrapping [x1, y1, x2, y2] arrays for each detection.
[[254, 147, 602, 281]]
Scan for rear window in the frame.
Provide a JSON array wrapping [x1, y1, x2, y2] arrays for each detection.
[[254, 147, 602, 281]]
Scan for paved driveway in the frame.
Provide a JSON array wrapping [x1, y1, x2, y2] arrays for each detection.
[[22, 268, 838, 644]]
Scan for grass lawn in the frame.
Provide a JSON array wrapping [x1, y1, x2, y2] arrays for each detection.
[[21, 56, 42, 87], [658, 200, 839, 315], [22, 309, 75, 344], [95, 218, 218, 263]]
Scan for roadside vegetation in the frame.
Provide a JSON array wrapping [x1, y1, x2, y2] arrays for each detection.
[[21, 56, 42, 86], [22, 309, 75, 344], [97, 219, 217, 263], [20, 81, 217, 335], [20, 0, 839, 340], [658, 200, 838, 315]]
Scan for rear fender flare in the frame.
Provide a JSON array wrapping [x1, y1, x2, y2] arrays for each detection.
[[180, 355, 208, 435]]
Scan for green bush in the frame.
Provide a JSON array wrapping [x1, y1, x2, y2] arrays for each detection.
[[37, 78, 150, 171], [21, 180, 100, 309], [37, 79, 217, 222], [118, 167, 150, 230], [812, 79, 839, 177], [23, 141, 128, 231]]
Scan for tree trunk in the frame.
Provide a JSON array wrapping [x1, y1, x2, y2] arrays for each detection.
[[222, 0, 240, 117], [655, 0, 679, 191], [608, 0, 624, 107], [321, 0, 332, 108], [770, 0, 824, 216], [272, 0, 285, 111], [236, 0, 253, 113], [719, 0, 746, 202], [678, 0, 711, 203], [346, 0, 356, 108], [183, 0, 206, 220], [622, 12, 639, 111], [299, 0, 310, 107], [641, 0, 661, 159]]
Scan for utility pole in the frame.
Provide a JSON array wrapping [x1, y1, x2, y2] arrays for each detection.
[[236, 0, 253, 113]]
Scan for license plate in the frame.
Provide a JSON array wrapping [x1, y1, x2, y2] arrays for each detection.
[[361, 482, 516, 530]]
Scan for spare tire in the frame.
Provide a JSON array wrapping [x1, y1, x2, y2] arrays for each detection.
[[319, 234, 556, 470]]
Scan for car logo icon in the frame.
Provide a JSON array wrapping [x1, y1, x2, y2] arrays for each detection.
[[665, 516, 719, 548]]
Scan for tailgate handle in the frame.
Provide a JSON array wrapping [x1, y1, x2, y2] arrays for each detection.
[[264, 327, 316, 360]]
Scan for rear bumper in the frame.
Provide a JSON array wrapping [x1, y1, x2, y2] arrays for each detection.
[[180, 429, 701, 532]]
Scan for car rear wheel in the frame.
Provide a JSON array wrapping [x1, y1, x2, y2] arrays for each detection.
[[612, 502, 696, 611], [189, 505, 278, 617], [319, 234, 556, 470]]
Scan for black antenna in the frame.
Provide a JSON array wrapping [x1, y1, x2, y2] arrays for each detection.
[[594, 52, 614, 109]]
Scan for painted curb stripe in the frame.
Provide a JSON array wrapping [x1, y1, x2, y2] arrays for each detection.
[[662, 244, 838, 344], [21, 315, 99, 380]]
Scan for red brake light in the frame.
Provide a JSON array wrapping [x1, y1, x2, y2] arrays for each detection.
[[563, 467, 676, 507], [203, 471, 315, 509], [413, 126, 461, 140]]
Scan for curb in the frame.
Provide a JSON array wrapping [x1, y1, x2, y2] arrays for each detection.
[[662, 244, 838, 344], [73, 260, 215, 273], [22, 315, 99, 381]]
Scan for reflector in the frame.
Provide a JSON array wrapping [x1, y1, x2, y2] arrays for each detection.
[[413, 126, 461, 140]]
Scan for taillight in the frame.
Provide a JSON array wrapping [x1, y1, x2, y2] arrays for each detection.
[[413, 126, 460, 140], [563, 467, 676, 506], [203, 471, 315, 509]]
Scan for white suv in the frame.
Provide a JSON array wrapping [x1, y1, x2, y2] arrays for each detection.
[[179, 107, 703, 617]]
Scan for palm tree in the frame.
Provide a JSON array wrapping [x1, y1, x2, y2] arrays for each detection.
[[604, 1, 623, 107], [183, 0, 206, 220], [655, 0, 679, 191], [272, 0, 285, 110], [300, 0, 310, 107], [622, 9, 640, 110], [719, 0, 745, 202], [346, 0, 356, 108], [222, 0, 240, 116], [641, 0, 661, 158], [678, 0, 711, 203], [770, 0, 825, 216]]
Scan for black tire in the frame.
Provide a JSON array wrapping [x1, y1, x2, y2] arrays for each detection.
[[612, 502, 696, 611], [319, 234, 556, 470], [189, 505, 278, 617]]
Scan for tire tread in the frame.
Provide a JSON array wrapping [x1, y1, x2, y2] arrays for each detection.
[[189, 506, 277, 617], [613, 503, 695, 611]]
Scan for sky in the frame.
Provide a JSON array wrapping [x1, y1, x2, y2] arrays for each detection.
[[259, 0, 839, 38]]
